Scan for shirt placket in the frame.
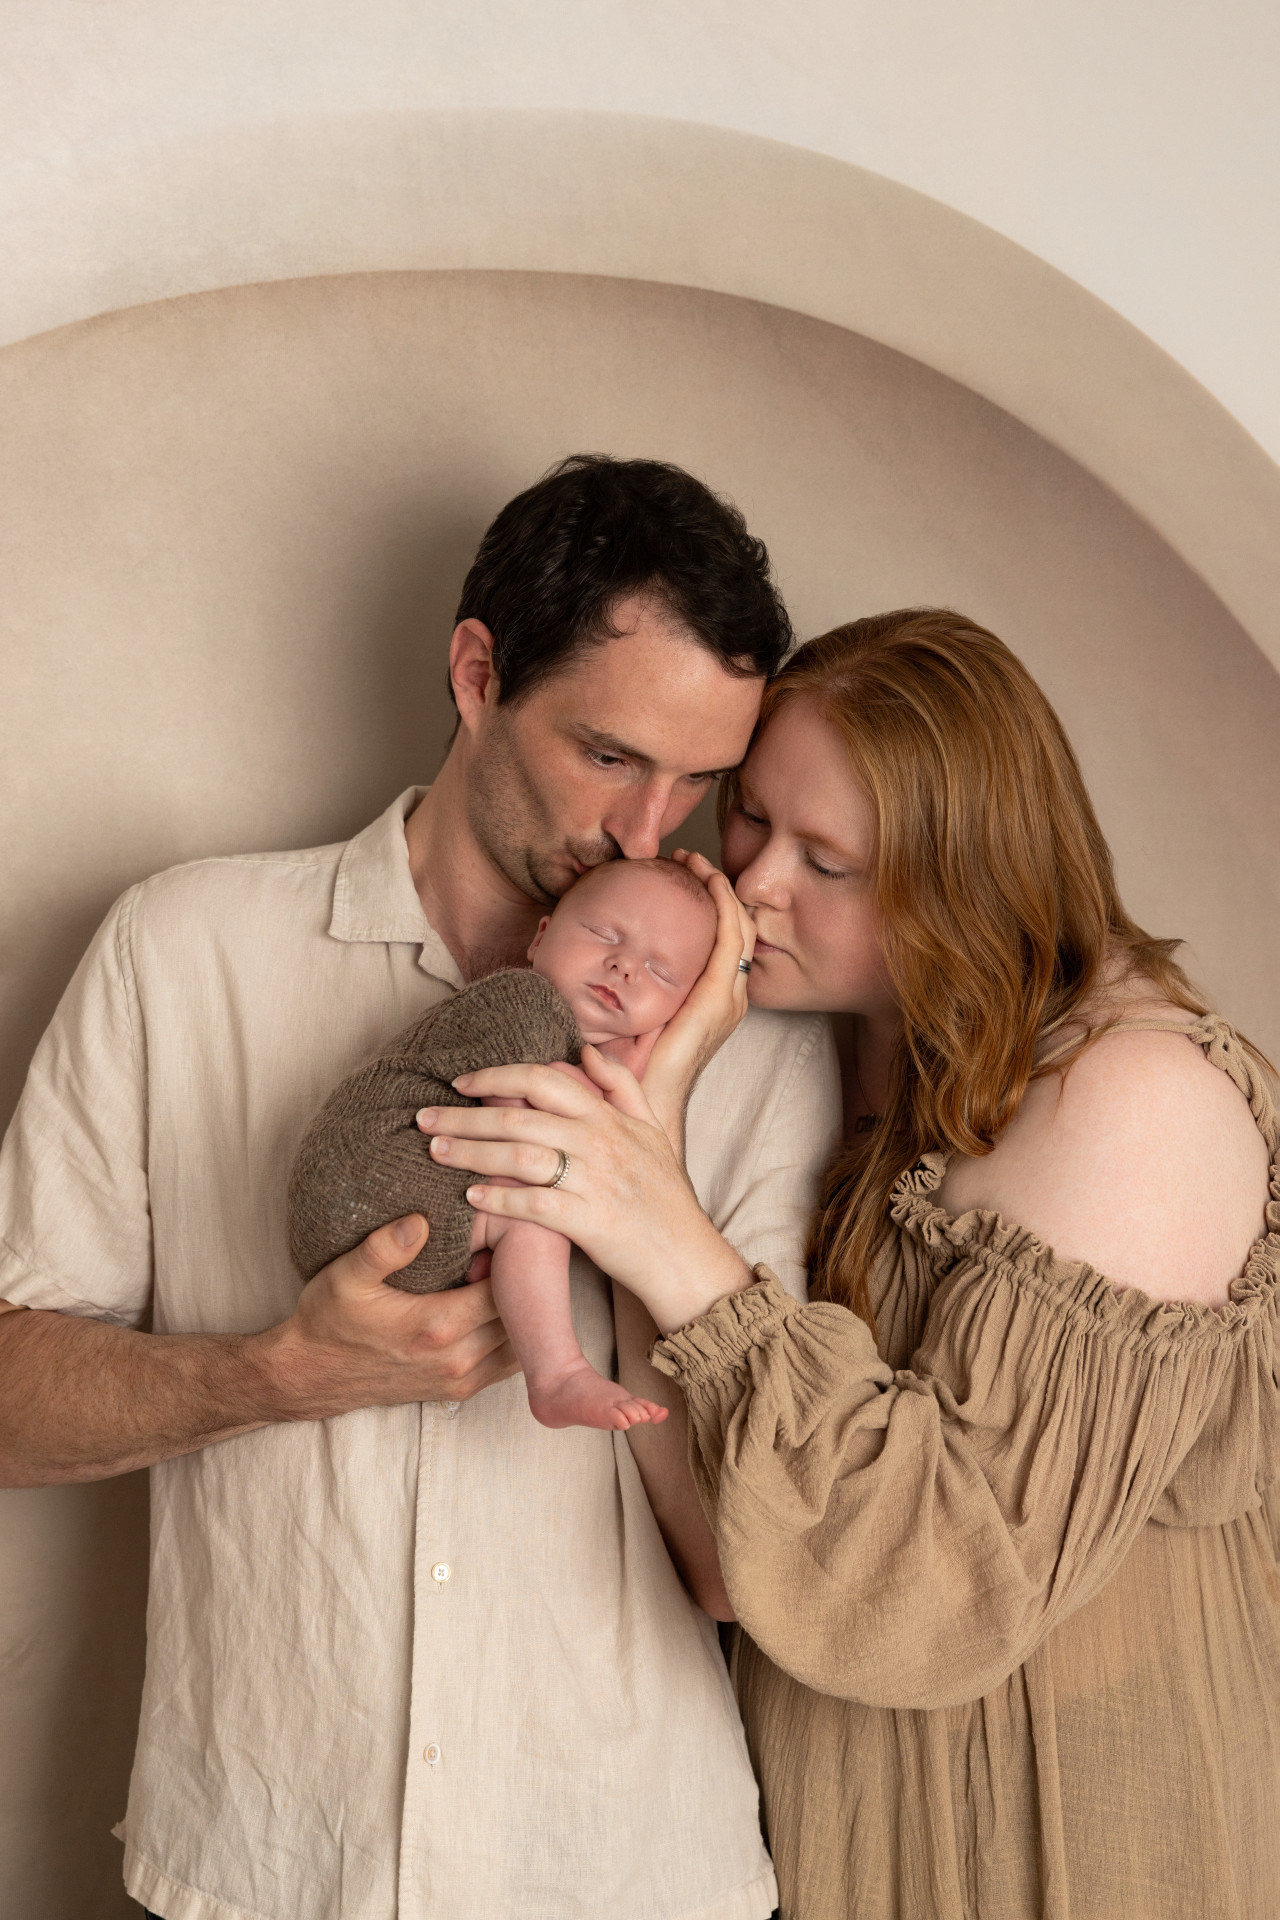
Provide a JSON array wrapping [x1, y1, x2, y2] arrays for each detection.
[[397, 1392, 462, 1915]]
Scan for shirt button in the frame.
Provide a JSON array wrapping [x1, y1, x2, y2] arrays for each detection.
[[431, 1562, 450, 1584], [423, 1743, 442, 1766], [443, 1399, 460, 1415]]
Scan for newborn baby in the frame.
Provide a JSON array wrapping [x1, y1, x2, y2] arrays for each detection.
[[288, 857, 718, 1431]]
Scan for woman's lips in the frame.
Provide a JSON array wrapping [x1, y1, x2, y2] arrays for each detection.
[[587, 982, 623, 1011], [752, 938, 787, 958]]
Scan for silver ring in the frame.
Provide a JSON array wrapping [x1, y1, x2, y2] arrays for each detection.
[[738, 957, 753, 974], [543, 1148, 571, 1189]]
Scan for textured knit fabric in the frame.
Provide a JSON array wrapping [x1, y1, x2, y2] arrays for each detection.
[[0, 790, 842, 1920], [288, 968, 581, 1291], [653, 1015, 1280, 1920]]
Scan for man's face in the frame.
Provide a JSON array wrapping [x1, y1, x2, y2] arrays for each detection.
[[460, 596, 764, 906]]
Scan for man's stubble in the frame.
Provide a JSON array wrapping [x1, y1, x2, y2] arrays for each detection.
[[465, 707, 619, 915]]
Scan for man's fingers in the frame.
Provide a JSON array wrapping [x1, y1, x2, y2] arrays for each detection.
[[400, 1272, 503, 1338], [452, 1338, 521, 1398]]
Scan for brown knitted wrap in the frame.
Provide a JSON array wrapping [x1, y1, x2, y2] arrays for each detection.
[[287, 969, 582, 1293]]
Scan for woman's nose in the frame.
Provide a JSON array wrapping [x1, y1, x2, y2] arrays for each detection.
[[735, 850, 788, 911]]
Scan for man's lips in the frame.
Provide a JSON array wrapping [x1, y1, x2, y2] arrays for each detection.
[[587, 982, 624, 1012]]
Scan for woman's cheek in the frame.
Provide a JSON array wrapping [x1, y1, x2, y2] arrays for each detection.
[[719, 816, 753, 887]]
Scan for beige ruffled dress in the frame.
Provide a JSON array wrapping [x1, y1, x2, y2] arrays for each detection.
[[652, 1017, 1280, 1920]]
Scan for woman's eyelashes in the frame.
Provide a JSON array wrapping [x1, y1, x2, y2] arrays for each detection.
[[805, 850, 851, 881]]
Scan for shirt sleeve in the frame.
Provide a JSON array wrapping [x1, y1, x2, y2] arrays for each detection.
[[651, 1241, 1276, 1710], [0, 887, 153, 1325], [686, 1012, 841, 1302]]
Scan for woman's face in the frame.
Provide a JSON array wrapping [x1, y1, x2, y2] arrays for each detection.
[[721, 696, 897, 1019]]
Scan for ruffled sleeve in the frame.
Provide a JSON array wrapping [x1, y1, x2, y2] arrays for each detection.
[[651, 1156, 1280, 1711]]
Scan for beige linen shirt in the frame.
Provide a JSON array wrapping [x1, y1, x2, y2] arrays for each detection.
[[0, 789, 840, 1920]]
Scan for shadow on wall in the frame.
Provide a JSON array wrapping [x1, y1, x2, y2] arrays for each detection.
[[1, 265, 1277, 1917], [0, 1475, 149, 1918]]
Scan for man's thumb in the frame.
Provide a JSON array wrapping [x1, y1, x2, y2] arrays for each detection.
[[350, 1214, 428, 1280]]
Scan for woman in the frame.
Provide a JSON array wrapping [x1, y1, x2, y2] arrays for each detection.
[[422, 609, 1279, 1919]]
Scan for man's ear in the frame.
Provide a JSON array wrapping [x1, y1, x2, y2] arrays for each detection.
[[449, 620, 500, 733], [527, 916, 551, 963]]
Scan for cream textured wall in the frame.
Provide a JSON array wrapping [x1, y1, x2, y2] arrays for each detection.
[[1, 269, 1278, 1915], [4, 1, 1278, 464]]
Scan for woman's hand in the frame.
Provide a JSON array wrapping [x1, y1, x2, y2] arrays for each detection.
[[416, 1051, 754, 1334], [642, 850, 756, 1150]]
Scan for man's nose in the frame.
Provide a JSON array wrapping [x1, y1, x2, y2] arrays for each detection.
[[601, 781, 676, 860]]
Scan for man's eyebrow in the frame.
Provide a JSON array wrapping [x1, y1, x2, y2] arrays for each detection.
[[573, 726, 741, 780]]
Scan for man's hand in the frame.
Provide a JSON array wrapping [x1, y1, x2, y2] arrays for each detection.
[[262, 1216, 518, 1419], [0, 1216, 518, 1487]]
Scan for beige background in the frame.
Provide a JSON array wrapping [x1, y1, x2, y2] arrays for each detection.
[[2, 268, 1278, 1915]]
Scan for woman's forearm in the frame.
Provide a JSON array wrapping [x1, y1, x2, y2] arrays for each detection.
[[612, 1280, 734, 1619]]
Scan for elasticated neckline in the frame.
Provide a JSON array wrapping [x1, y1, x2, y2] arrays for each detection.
[[889, 1014, 1280, 1351]]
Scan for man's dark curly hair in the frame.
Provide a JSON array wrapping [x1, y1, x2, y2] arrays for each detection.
[[452, 454, 792, 704]]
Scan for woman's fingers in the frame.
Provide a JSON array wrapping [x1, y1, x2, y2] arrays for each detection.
[[449, 1062, 598, 1113], [428, 1134, 567, 1184], [464, 1179, 574, 1228]]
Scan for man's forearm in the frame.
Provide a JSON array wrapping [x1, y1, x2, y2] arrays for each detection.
[[0, 1218, 520, 1487], [0, 1306, 280, 1485]]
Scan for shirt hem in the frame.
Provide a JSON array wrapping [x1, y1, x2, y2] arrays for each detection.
[[122, 1838, 272, 1920], [121, 1835, 776, 1920], [674, 1865, 779, 1920]]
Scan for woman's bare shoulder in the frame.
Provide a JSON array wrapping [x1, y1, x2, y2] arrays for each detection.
[[937, 1018, 1272, 1307]]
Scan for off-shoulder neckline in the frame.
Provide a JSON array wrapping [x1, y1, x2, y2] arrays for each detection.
[[887, 1014, 1280, 1342]]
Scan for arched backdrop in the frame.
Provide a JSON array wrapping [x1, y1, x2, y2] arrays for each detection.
[[0, 109, 1277, 1920]]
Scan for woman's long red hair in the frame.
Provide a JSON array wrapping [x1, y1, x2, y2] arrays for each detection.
[[721, 609, 1269, 1332]]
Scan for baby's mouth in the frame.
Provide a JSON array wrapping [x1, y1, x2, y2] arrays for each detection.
[[587, 982, 623, 1013]]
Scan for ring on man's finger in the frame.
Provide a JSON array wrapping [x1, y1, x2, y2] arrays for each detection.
[[541, 1148, 571, 1189], [737, 957, 753, 974]]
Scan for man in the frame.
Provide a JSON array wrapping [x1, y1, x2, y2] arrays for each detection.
[[0, 456, 839, 1920]]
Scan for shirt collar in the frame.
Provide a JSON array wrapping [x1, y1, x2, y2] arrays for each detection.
[[328, 786, 465, 989]]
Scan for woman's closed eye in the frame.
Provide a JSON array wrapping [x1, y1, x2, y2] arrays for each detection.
[[805, 850, 851, 881]]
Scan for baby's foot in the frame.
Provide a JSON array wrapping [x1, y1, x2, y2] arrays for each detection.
[[527, 1360, 670, 1432]]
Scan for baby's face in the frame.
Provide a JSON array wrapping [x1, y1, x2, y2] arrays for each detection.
[[529, 863, 717, 1044]]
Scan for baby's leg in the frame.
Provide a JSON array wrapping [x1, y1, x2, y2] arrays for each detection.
[[487, 1219, 668, 1432]]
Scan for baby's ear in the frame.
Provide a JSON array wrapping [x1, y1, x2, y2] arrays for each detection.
[[527, 916, 551, 963]]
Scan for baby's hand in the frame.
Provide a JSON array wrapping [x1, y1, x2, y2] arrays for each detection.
[[548, 1060, 607, 1098], [589, 1030, 663, 1080]]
